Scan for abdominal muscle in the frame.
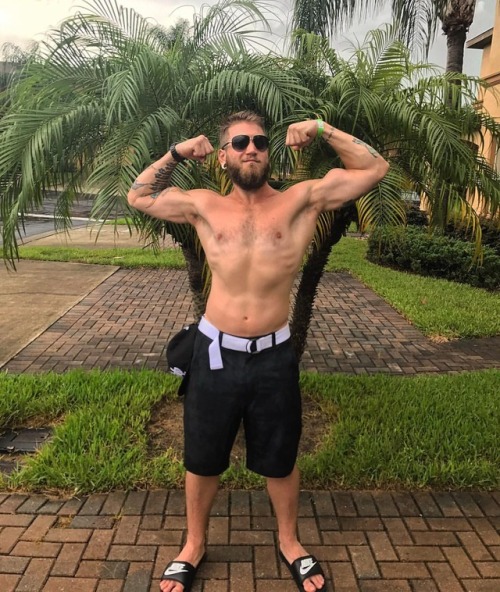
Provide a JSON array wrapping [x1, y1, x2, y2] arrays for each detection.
[[204, 254, 299, 337]]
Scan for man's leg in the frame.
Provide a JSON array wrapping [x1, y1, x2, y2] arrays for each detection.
[[266, 465, 325, 592], [160, 471, 219, 592]]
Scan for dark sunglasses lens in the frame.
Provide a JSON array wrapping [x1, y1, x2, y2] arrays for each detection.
[[253, 135, 269, 151], [231, 135, 250, 151]]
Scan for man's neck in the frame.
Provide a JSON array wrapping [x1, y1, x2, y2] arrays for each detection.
[[230, 182, 274, 203]]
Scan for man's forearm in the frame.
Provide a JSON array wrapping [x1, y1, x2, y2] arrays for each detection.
[[129, 153, 178, 199], [322, 123, 384, 171]]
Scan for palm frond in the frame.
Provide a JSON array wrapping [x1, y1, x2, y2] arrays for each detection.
[[192, 0, 276, 53], [292, 0, 387, 40], [73, 0, 153, 44], [390, 0, 441, 58], [356, 168, 408, 231], [187, 58, 310, 125]]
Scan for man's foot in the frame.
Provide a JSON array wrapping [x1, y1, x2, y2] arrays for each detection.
[[279, 542, 326, 592], [159, 544, 206, 592]]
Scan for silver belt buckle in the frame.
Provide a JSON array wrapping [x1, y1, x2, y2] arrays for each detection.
[[246, 339, 259, 354]]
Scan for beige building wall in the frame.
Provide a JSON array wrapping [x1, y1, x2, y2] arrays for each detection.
[[467, 2, 500, 213]]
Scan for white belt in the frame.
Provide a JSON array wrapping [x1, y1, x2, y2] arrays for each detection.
[[198, 316, 291, 370]]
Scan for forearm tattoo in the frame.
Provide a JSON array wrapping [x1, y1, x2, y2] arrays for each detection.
[[353, 138, 379, 158], [131, 161, 177, 200], [150, 161, 177, 192], [324, 128, 335, 142], [131, 181, 149, 190]]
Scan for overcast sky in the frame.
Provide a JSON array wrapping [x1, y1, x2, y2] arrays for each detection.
[[0, 0, 495, 76]]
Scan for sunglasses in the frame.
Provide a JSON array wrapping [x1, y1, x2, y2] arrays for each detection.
[[221, 134, 269, 152]]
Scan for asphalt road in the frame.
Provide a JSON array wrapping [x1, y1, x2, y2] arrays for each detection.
[[1, 195, 120, 245], [14, 217, 89, 242]]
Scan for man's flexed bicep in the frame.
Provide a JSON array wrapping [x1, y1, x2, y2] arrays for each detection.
[[311, 165, 388, 213], [127, 135, 214, 223], [286, 119, 389, 212]]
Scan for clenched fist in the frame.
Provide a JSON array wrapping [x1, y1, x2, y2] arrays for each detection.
[[175, 135, 214, 162], [285, 120, 319, 151]]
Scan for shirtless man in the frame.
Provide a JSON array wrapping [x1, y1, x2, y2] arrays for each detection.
[[127, 111, 389, 592]]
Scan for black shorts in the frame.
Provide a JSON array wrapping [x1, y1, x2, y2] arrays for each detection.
[[183, 329, 302, 478]]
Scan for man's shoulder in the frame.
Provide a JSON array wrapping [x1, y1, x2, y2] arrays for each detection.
[[280, 180, 316, 204], [189, 188, 222, 200], [281, 180, 315, 194]]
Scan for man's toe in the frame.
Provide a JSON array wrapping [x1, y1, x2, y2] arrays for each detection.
[[304, 574, 325, 591], [160, 581, 183, 592]]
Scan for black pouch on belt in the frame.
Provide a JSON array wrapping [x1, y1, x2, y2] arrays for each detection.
[[166, 323, 198, 394]]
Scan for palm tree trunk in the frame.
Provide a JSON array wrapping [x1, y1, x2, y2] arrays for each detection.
[[439, 1, 476, 218], [441, 0, 476, 75], [290, 212, 351, 360], [445, 27, 467, 74]]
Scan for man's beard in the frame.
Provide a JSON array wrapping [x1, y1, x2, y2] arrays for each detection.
[[226, 160, 270, 191]]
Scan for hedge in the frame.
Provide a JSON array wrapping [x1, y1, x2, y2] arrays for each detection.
[[367, 226, 500, 291], [445, 216, 500, 257]]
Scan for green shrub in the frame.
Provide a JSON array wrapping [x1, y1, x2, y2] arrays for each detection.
[[482, 218, 500, 255], [367, 226, 500, 290], [405, 204, 428, 227], [445, 216, 500, 256]]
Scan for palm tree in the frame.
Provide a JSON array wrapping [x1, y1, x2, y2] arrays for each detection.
[[292, 0, 478, 74], [281, 27, 500, 357], [0, 0, 309, 313]]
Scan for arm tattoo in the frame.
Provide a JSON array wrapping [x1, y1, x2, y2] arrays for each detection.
[[144, 191, 163, 209], [353, 138, 379, 158], [131, 160, 178, 200], [150, 160, 177, 192], [131, 181, 149, 190]]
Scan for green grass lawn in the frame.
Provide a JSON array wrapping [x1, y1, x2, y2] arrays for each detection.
[[105, 217, 132, 225], [10, 246, 185, 268], [0, 369, 498, 493]]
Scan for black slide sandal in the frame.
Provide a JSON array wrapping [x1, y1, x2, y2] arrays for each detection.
[[160, 553, 206, 591], [279, 551, 327, 591]]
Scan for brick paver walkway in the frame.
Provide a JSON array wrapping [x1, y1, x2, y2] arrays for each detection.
[[2, 268, 499, 591], [1, 489, 500, 591], [4, 269, 500, 374]]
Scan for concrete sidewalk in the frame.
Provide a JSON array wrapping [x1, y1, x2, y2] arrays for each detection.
[[0, 260, 118, 368], [0, 226, 146, 368], [20, 224, 149, 250]]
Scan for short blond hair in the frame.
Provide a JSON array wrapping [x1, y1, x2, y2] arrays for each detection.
[[219, 111, 266, 145]]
